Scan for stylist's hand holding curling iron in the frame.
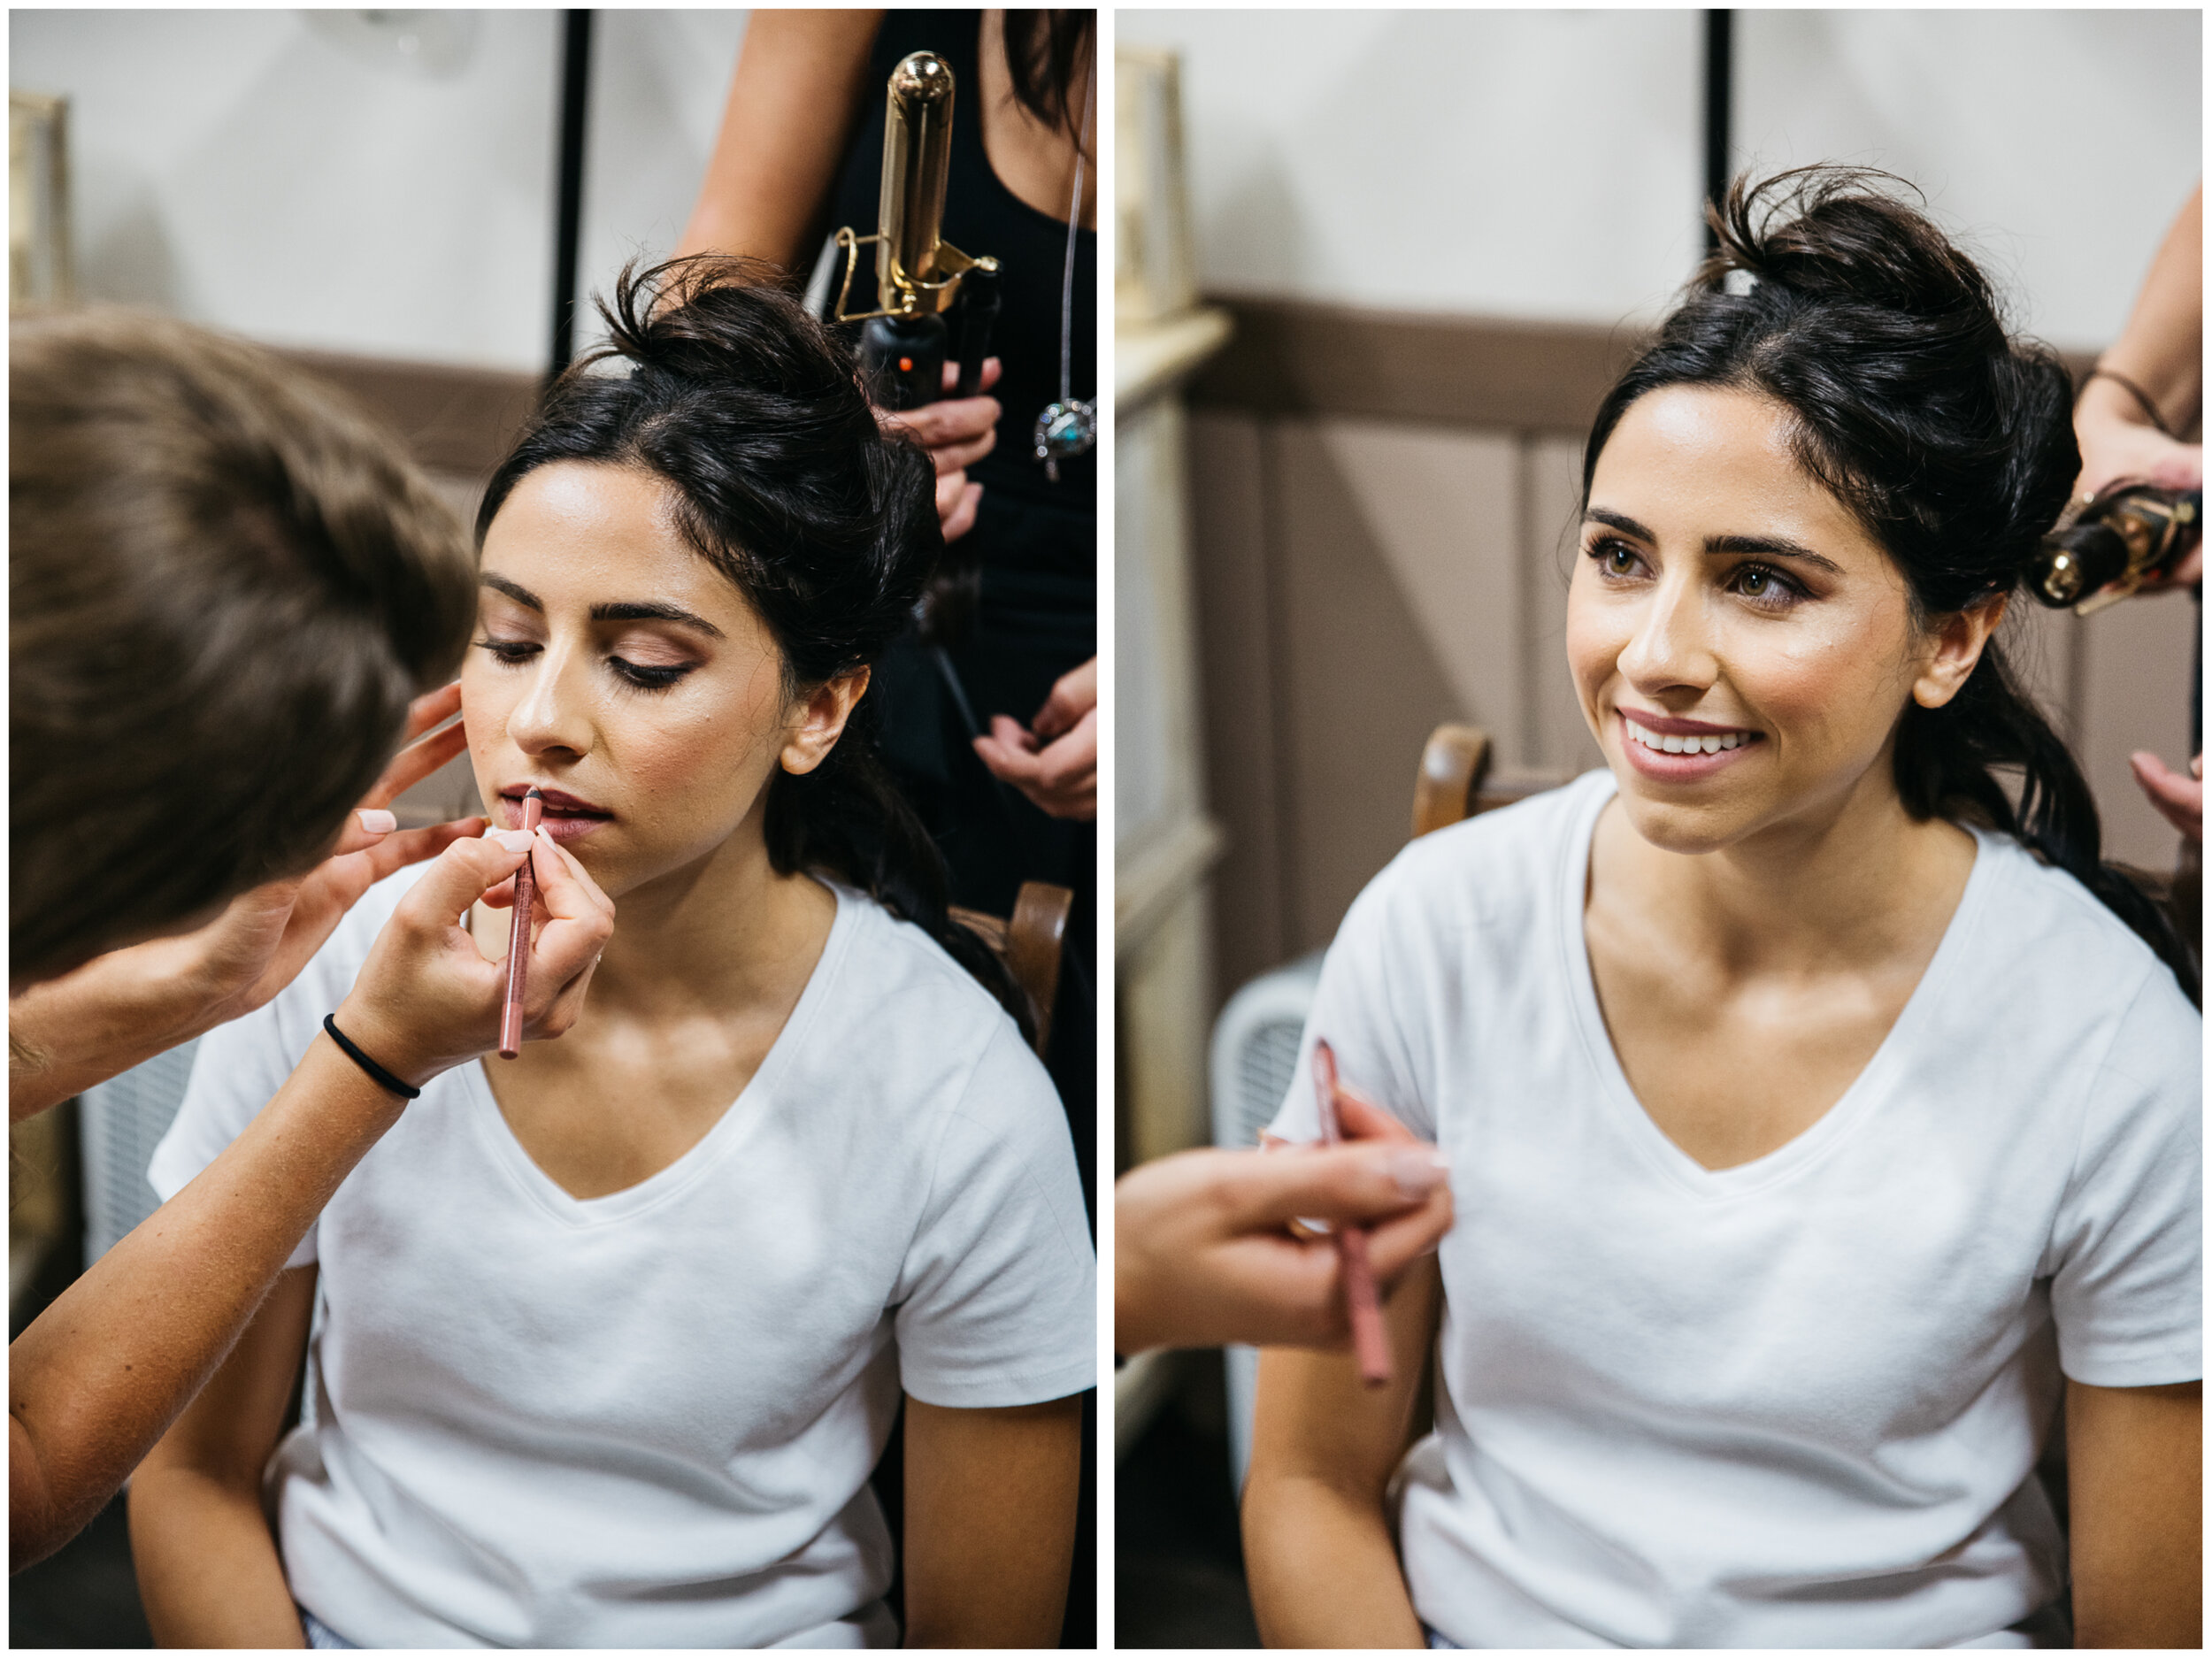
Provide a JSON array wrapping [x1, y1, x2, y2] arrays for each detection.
[[1116, 1091, 1453, 1355], [10, 685, 481, 1120], [9, 823, 612, 1574]]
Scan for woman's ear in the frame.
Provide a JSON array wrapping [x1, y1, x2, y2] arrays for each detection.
[[780, 666, 872, 775], [1911, 591, 2008, 710]]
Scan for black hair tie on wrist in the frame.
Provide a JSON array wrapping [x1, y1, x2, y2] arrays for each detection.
[[322, 1013, 422, 1100]]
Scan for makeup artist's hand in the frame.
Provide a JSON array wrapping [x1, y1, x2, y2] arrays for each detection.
[[974, 656, 1097, 822], [876, 358, 1002, 543], [1115, 1093, 1454, 1355], [9, 687, 482, 1120], [335, 825, 614, 1088]]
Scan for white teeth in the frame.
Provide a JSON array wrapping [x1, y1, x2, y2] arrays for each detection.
[[1624, 716, 1748, 756]]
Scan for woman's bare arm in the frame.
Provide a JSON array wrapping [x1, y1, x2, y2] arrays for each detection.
[[900, 1392, 1083, 1646], [2065, 1376, 2200, 1647], [9, 1045, 400, 1575], [676, 10, 883, 271], [127, 1266, 317, 1647], [1241, 1253, 1441, 1649]]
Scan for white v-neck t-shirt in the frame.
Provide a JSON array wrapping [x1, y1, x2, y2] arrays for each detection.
[[1267, 770, 2200, 1650], [151, 869, 1094, 1650]]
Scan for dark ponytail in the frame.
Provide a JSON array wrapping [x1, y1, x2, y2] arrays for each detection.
[[478, 256, 1034, 1038], [1586, 168, 2196, 1002]]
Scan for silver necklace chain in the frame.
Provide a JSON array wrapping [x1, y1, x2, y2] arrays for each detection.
[[1033, 62, 1097, 483]]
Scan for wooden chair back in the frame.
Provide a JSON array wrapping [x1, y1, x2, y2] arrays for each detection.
[[1411, 723, 1580, 838], [951, 880, 1075, 1056]]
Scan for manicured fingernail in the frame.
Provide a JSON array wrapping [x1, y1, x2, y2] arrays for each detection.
[[356, 809, 397, 835], [1386, 1148, 1450, 1198], [491, 829, 534, 853]]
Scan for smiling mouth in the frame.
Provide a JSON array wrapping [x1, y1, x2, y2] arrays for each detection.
[[1619, 711, 1762, 756]]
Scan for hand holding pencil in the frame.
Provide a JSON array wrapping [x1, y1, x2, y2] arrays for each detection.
[[327, 820, 614, 1094], [1114, 1076, 1452, 1356]]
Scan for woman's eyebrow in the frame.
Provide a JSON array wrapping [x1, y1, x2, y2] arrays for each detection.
[[1703, 533, 1844, 576], [1586, 510, 1843, 576], [480, 573, 541, 610], [590, 600, 726, 639], [479, 576, 725, 640]]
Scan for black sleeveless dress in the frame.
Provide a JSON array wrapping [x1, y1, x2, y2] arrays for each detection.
[[825, 10, 1095, 1201]]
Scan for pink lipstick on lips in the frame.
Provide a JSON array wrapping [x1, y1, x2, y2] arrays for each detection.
[[1617, 707, 1763, 783], [503, 786, 611, 845]]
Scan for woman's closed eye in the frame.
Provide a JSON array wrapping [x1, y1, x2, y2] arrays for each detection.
[[609, 656, 695, 692], [472, 635, 700, 691]]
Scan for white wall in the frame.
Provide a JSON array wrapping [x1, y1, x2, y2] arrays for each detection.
[[10, 9, 751, 372], [1116, 8, 2201, 347], [1114, 8, 1705, 326], [1735, 11, 2200, 349]]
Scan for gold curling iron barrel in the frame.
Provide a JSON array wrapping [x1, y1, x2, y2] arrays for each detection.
[[831, 51, 1001, 411], [2027, 482, 2201, 611]]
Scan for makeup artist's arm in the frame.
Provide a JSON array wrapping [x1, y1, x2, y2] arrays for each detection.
[[128, 1267, 317, 1646], [1241, 1255, 1442, 1649], [2066, 1377, 2200, 1647], [9, 685, 477, 1120], [901, 1392, 1084, 1646], [8, 828, 615, 1572]]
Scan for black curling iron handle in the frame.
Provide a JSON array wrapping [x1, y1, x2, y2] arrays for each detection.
[[953, 265, 1002, 399], [860, 314, 948, 411]]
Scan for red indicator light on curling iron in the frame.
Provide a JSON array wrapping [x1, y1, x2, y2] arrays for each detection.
[[898, 357, 913, 372]]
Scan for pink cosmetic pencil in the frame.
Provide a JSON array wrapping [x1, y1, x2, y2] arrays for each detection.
[[498, 789, 543, 1060], [1312, 1038, 1392, 1388]]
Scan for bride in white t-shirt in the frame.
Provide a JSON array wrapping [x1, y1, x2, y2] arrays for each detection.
[[128, 260, 1094, 1650], [1245, 171, 2200, 1650]]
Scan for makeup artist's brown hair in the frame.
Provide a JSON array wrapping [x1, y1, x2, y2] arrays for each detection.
[[11, 308, 478, 985]]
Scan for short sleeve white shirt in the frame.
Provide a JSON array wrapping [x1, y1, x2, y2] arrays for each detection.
[[1268, 770, 2200, 1649], [151, 869, 1094, 1650]]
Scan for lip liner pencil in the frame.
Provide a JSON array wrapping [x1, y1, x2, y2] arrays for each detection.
[[498, 788, 543, 1060], [1312, 1038, 1393, 1387]]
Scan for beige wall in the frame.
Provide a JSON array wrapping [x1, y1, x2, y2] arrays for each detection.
[[1189, 382, 2198, 1011]]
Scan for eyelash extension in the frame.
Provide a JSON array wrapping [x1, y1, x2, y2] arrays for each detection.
[[609, 657, 694, 692]]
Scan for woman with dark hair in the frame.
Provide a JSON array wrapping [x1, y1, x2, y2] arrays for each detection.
[[1242, 172, 2199, 1649], [127, 260, 1092, 1649], [680, 8, 1099, 1214]]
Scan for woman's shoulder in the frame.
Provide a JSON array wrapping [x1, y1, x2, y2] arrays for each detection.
[[1964, 831, 2198, 1026], [812, 885, 1050, 1089], [1348, 769, 1609, 944]]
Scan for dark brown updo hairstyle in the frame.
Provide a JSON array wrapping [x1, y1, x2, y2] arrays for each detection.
[[476, 256, 1033, 1036], [11, 309, 477, 987], [1585, 168, 2196, 1002]]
